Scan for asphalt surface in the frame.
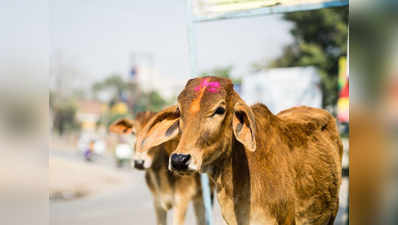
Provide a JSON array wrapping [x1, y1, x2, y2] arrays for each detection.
[[50, 149, 348, 225], [50, 169, 227, 225], [49, 149, 226, 225]]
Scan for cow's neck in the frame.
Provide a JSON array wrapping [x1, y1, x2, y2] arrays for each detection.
[[207, 139, 252, 225]]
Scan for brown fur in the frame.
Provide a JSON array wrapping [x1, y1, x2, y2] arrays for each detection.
[[109, 112, 211, 225], [134, 76, 343, 225]]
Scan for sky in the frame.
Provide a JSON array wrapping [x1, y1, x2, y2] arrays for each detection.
[[1, 0, 293, 98], [49, 0, 294, 97]]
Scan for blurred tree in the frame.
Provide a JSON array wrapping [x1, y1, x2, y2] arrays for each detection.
[[200, 66, 242, 85], [53, 99, 80, 135], [132, 90, 168, 114], [253, 7, 348, 108], [92, 74, 128, 100], [92, 74, 169, 125], [71, 88, 86, 99], [146, 90, 168, 112]]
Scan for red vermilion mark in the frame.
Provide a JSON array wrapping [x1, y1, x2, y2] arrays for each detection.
[[194, 78, 220, 93], [190, 78, 220, 113]]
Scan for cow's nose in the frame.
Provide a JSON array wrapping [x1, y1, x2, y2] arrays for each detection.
[[134, 160, 145, 170], [170, 154, 191, 171]]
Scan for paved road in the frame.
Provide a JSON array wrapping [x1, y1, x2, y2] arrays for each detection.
[[50, 149, 348, 225], [50, 149, 226, 225], [50, 169, 227, 225]]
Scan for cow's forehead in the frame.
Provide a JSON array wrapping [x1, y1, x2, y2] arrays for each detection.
[[177, 76, 232, 113]]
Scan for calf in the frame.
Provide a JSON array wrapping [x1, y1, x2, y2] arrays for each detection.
[[134, 77, 343, 225], [109, 111, 210, 225]]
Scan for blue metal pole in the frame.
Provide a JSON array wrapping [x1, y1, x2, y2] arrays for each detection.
[[186, 1, 213, 225], [200, 173, 213, 225]]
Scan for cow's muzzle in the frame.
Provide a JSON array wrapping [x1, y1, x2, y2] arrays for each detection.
[[170, 153, 191, 171]]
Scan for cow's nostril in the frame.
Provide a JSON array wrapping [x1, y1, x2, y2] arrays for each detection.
[[180, 154, 191, 164], [134, 160, 145, 170], [170, 154, 191, 171], [171, 154, 179, 164]]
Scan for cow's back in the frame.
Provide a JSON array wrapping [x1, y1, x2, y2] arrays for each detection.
[[278, 106, 343, 225], [277, 106, 343, 159]]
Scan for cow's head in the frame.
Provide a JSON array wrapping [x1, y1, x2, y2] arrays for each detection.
[[133, 76, 256, 175], [109, 111, 157, 170]]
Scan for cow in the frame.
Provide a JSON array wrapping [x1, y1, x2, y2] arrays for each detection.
[[109, 111, 211, 225], [133, 76, 343, 225]]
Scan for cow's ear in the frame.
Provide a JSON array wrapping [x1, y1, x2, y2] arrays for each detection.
[[109, 118, 136, 135], [136, 105, 180, 153], [232, 100, 256, 152]]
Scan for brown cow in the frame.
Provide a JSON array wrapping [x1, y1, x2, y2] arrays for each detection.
[[134, 76, 343, 225], [109, 111, 211, 225]]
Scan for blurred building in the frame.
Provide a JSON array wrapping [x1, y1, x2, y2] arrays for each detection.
[[241, 67, 322, 114], [75, 100, 107, 132], [129, 52, 184, 99], [129, 52, 154, 91]]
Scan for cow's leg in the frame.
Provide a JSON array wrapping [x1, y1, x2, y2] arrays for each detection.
[[154, 200, 167, 225], [172, 196, 189, 225], [193, 195, 206, 225]]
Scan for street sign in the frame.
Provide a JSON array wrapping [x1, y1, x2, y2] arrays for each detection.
[[192, 0, 349, 22]]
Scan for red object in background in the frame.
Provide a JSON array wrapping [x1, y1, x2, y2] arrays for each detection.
[[340, 80, 349, 98], [337, 79, 349, 123]]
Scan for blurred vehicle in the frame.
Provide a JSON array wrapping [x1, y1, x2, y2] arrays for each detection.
[[77, 133, 91, 153], [83, 140, 95, 162], [77, 133, 106, 162], [93, 139, 106, 154], [115, 143, 133, 168]]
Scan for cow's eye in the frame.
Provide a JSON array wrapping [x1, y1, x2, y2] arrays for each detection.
[[214, 107, 225, 115]]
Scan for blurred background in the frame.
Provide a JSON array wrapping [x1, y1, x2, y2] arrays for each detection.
[[48, 1, 349, 225], [3, 0, 398, 225]]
